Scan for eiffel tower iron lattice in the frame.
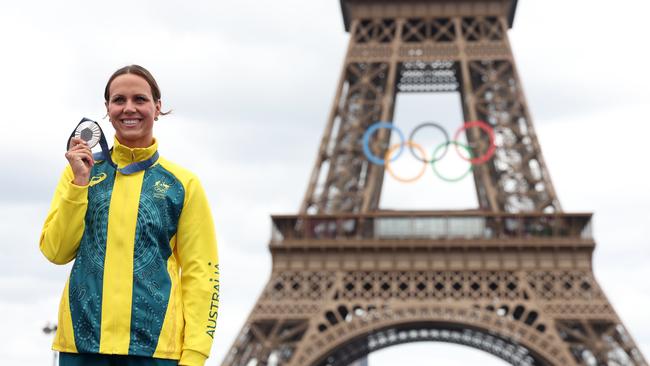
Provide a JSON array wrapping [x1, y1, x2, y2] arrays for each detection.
[[222, 1, 647, 365]]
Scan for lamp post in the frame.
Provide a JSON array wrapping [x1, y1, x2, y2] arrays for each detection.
[[42, 323, 58, 366]]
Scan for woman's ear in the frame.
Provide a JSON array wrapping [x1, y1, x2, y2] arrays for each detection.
[[155, 100, 162, 120]]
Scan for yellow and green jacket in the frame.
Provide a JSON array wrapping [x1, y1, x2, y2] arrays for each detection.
[[40, 138, 219, 366]]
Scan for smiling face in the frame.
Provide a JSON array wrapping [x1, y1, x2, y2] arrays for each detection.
[[105, 73, 161, 148]]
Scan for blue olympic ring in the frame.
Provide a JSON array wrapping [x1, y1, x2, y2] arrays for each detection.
[[362, 121, 406, 166]]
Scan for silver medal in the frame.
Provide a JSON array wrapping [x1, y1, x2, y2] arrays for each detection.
[[73, 121, 102, 148]]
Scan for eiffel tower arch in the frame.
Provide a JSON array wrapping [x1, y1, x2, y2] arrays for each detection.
[[222, 1, 647, 365]]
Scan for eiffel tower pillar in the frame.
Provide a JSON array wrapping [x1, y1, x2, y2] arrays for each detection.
[[222, 1, 647, 365]]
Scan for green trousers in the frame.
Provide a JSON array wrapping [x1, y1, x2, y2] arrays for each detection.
[[59, 352, 178, 366]]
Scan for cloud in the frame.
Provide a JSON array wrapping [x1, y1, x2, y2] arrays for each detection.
[[510, 0, 649, 122], [0, 295, 60, 366], [1, 0, 649, 365]]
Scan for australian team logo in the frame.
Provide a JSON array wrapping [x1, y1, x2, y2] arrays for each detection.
[[153, 180, 171, 199]]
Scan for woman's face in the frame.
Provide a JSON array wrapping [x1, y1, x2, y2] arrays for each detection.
[[105, 73, 161, 148]]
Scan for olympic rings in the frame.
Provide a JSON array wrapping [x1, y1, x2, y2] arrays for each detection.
[[453, 120, 496, 164], [361, 120, 496, 183], [384, 141, 428, 183]]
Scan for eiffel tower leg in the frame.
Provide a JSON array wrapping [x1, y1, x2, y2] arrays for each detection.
[[301, 60, 395, 214]]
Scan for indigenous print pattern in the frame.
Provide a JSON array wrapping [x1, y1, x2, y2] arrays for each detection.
[[69, 161, 115, 352], [128, 166, 184, 356]]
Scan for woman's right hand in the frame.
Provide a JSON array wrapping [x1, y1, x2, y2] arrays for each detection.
[[65, 137, 94, 186]]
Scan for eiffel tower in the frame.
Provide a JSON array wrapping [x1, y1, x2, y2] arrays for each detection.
[[222, 1, 647, 365]]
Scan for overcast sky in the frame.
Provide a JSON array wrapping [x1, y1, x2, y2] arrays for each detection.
[[0, 1, 648, 365]]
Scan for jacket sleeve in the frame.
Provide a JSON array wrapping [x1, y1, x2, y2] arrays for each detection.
[[175, 176, 219, 366], [39, 166, 88, 264]]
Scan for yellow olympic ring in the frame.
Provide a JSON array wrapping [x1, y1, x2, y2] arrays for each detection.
[[384, 141, 428, 183]]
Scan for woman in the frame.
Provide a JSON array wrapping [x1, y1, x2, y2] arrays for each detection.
[[40, 65, 219, 366]]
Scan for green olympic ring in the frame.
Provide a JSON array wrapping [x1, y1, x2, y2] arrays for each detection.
[[430, 141, 474, 182]]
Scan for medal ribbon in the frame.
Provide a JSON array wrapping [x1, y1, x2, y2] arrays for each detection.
[[67, 117, 159, 175]]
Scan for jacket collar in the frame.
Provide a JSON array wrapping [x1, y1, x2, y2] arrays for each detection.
[[111, 137, 158, 168]]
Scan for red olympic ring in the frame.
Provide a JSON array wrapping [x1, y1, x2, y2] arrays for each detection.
[[453, 120, 496, 164]]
